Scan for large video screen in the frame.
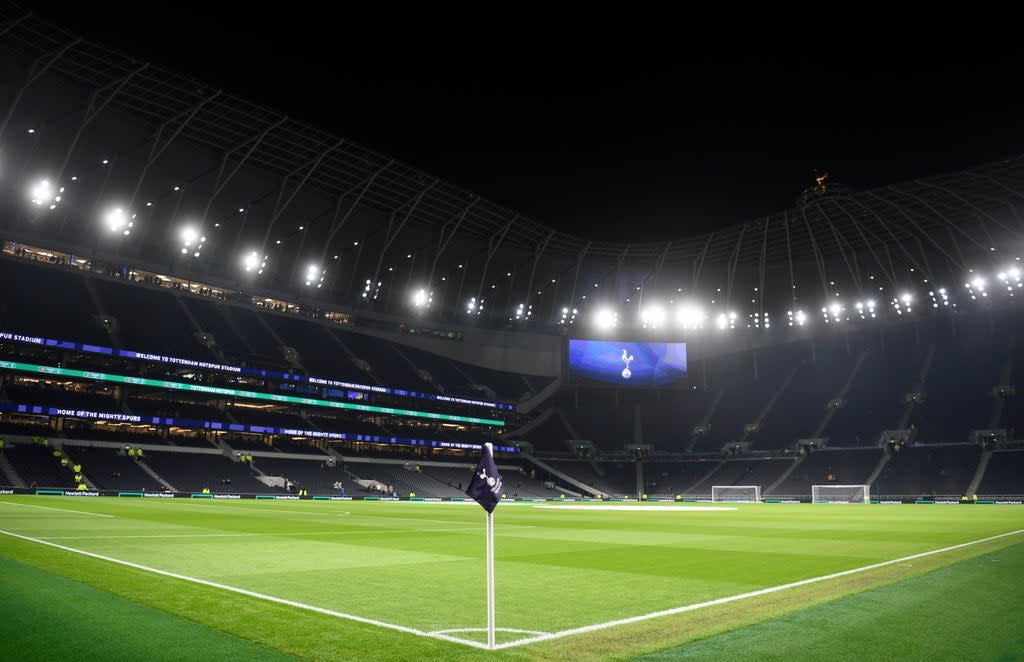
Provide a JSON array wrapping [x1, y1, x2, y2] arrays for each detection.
[[568, 339, 687, 386]]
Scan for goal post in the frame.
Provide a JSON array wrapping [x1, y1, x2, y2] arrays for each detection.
[[711, 485, 761, 502], [812, 484, 871, 503]]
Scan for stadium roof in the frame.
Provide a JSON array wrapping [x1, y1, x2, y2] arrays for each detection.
[[2, 9, 1024, 325]]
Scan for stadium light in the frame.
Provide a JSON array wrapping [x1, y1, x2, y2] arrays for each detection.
[[243, 251, 266, 275], [103, 207, 134, 235], [466, 297, 483, 315], [676, 303, 705, 329], [787, 309, 808, 327], [593, 307, 618, 330], [559, 307, 578, 325], [362, 279, 382, 300], [929, 288, 951, 308], [822, 302, 845, 323], [996, 266, 1023, 295], [411, 288, 432, 308], [854, 300, 877, 319], [29, 178, 64, 209], [965, 275, 987, 300], [179, 225, 205, 257], [890, 292, 913, 316], [715, 311, 737, 331], [640, 303, 666, 329], [304, 264, 324, 288], [512, 302, 532, 321]]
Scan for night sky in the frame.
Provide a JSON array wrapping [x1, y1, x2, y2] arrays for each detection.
[[34, 3, 1022, 242]]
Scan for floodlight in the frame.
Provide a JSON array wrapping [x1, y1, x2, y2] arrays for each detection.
[[305, 264, 324, 288], [412, 288, 431, 308], [179, 225, 205, 257], [593, 307, 617, 330], [640, 303, 666, 329], [676, 303, 705, 329], [243, 251, 266, 274], [30, 178, 64, 209], [103, 207, 133, 235]]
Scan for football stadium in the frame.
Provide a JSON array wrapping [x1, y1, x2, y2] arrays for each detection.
[[1, 9, 1024, 662]]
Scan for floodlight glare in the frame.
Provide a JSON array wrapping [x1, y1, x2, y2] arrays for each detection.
[[304, 264, 324, 287], [900, 292, 913, 304], [640, 303, 666, 329], [593, 307, 617, 330], [412, 288, 430, 308], [30, 178, 64, 209], [676, 303, 705, 329], [103, 207, 133, 235], [179, 225, 205, 256], [243, 251, 266, 274]]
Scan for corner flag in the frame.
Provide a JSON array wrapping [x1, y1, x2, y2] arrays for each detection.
[[467, 442, 502, 648], [466, 442, 504, 512]]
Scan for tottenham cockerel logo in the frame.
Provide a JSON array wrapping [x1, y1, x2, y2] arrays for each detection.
[[478, 467, 503, 494], [621, 349, 634, 379]]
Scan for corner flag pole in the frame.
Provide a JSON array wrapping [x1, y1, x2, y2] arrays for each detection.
[[466, 440, 502, 649], [485, 442, 496, 649]]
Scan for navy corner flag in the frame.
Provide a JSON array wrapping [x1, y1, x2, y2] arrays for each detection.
[[466, 443, 504, 513]]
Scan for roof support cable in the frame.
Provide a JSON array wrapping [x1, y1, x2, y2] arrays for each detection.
[[863, 190, 967, 272], [0, 35, 81, 143], [799, 207, 832, 302], [55, 62, 148, 184]]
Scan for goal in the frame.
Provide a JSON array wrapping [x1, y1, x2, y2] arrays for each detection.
[[812, 484, 870, 503], [711, 485, 760, 502]]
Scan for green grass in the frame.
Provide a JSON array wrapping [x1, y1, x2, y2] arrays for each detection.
[[636, 541, 1024, 661], [0, 496, 1022, 661], [0, 555, 300, 662]]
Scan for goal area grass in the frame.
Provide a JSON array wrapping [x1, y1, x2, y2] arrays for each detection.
[[1, 496, 1022, 661]]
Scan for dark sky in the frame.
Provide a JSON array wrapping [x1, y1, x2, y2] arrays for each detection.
[[33, 3, 1023, 242]]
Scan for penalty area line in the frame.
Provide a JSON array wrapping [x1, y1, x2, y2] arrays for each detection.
[[0, 529, 490, 651], [492, 527, 1024, 650]]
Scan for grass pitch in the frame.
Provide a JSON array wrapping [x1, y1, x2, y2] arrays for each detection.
[[0, 497, 1022, 661]]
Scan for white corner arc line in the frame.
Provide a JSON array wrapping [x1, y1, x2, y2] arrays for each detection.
[[491, 528, 1024, 650], [0, 529, 490, 651], [0, 500, 115, 518]]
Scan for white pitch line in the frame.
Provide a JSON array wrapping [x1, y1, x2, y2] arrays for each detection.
[[37, 527, 485, 540], [491, 527, 1024, 649], [0, 529, 490, 651], [534, 505, 737, 512], [0, 500, 115, 518], [432, 627, 551, 636]]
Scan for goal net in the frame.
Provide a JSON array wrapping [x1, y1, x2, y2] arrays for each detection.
[[812, 484, 870, 503], [711, 485, 760, 502]]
